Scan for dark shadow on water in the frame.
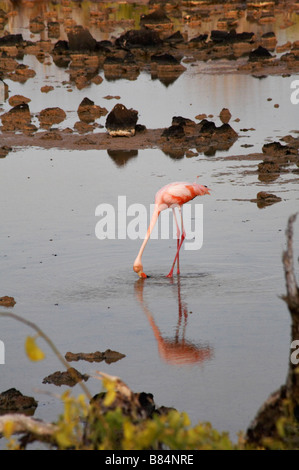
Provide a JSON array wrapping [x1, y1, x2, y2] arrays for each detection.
[[134, 276, 214, 366]]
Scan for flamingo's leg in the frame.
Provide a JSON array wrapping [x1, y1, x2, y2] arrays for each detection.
[[167, 207, 186, 277], [172, 207, 181, 274]]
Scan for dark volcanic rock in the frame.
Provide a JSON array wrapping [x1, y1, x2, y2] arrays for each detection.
[[161, 117, 238, 156], [106, 104, 138, 137], [38, 107, 66, 129], [162, 124, 185, 138], [43, 368, 89, 387], [67, 25, 97, 51], [65, 349, 126, 364], [0, 388, 37, 411], [1, 103, 32, 131], [211, 29, 254, 44], [164, 30, 185, 44], [0, 33, 23, 46], [262, 141, 292, 156], [151, 53, 180, 64], [53, 40, 69, 53], [249, 46, 272, 60], [251, 191, 282, 208], [189, 33, 208, 44], [29, 16, 45, 34], [0, 295, 16, 307], [77, 97, 108, 123], [115, 28, 163, 49], [0, 146, 12, 158], [140, 8, 171, 26]]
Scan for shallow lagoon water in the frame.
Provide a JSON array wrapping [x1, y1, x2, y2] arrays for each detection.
[[0, 146, 298, 443], [0, 0, 299, 447]]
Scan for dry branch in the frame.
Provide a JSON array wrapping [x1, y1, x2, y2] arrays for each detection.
[[0, 413, 57, 439]]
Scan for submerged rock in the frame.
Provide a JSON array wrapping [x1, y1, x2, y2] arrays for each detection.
[[105, 103, 138, 137], [211, 29, 254, 44]]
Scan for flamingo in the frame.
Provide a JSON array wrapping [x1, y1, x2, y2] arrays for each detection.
[[133, 181, 210, 278]]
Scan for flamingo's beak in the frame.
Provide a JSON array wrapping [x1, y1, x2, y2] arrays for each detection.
[[139, 272, 147, 279], [133, 264, 147, 278]]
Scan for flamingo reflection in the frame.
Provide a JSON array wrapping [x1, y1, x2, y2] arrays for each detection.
[[134, 277, 214, 366]]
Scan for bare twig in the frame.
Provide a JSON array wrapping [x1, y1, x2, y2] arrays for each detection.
[[282, 212, 299, 310]]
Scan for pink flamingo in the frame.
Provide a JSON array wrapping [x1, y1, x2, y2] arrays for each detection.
[[133, 181, 210, 278]]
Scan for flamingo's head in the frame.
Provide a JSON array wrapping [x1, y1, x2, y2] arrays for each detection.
[[133, 262, 147, 279]]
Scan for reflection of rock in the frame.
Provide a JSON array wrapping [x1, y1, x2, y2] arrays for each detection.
[[258, 159, 281, 182], [47, 21, 60, 39], [103, 51, 139, 81], [261, 32, 277, 51], [0, 146, 12, 158], [140, 8, 172, 35], [38, 107, 66, 129], [0, 295, 16, 307], [105, 104, 138, 137], [107, 149, 138, 167], [0, 388, 37, 412], [29, 16, 45, 34], [151, 53, 186, 84], [251, 191, 282, 208], [77, 97, 107, 123], [42, 368, 89, 387], [65, 349, 126, 364]]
